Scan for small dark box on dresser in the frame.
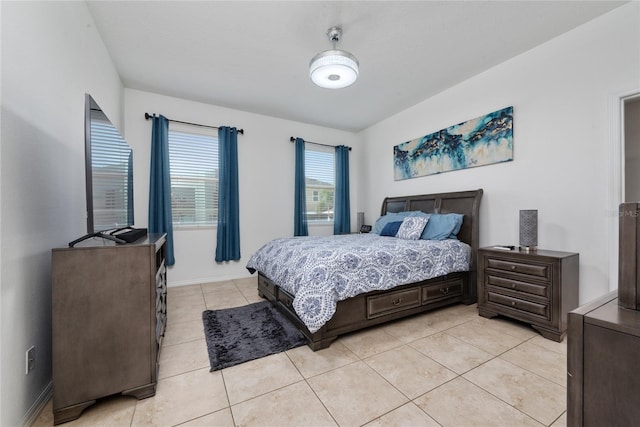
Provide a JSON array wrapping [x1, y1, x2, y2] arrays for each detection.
[[619, 202, 640, 310]]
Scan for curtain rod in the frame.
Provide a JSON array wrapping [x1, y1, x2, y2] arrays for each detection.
[[145, 112, 244, 134], [289, 136, 351, 151]]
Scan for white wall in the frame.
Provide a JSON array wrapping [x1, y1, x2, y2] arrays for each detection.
[[358, 3, 640, 305], [124, 89, 360, 286], [0, 2, 124, 425]]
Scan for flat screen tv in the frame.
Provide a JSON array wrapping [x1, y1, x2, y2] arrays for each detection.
[[70, 94, 134, 246]]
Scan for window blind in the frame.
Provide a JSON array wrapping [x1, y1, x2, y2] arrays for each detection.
[[305, 146, 335, 223], [168, 128, 218, 226]]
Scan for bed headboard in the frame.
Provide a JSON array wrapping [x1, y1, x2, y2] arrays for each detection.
[[380, 189, 483, 268]]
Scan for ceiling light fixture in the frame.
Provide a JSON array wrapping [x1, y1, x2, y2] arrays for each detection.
[[309, 26, 359, 89]]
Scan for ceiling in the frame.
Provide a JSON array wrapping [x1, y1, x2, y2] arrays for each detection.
[[86, 1, 625, 132]]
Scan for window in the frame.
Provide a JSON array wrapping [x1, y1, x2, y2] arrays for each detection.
[[168, 125, 218, 227], [305, 146, 335, 223]]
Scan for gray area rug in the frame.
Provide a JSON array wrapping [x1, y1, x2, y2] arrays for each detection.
[[202, 301, 307, 371]]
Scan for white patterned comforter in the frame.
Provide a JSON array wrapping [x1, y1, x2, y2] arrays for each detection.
[[246, 234, 470, 333]]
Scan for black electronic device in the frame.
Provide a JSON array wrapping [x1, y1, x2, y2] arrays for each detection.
[[360, 224, 372, 233]]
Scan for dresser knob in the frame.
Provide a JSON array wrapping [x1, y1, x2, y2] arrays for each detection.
[[511, 265, 516, 270], [511, 301, 516, 306], [512, 283, 516, 288]]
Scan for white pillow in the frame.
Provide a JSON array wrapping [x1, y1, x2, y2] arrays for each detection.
[[396, 216, 429, 240]]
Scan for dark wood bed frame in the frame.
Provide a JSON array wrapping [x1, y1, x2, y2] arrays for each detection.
[[257, 189, 483, 350]]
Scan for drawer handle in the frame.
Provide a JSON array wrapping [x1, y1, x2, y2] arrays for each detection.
[[440, 287, 450, 295], [510, 265, 516, 270], [285, 299, 292, 306], [512, 283, 516, 289], [511, 301, 516, 306], [392, 298, 403, 306]]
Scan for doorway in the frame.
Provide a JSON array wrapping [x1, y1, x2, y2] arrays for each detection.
[[625, 96, 640, 202]]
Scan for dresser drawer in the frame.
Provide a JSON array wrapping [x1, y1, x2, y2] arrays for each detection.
[[367, 287, 421, 319], [486, 274, 549, 298], [422, 279, 463, 303], [486, 258, 550, 281], [487, 291, 550, 319]]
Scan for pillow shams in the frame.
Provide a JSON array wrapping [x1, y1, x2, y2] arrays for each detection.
[[396, 216, 429, 240], [421, 213, 464, 240], [380, 221, 403, 237]]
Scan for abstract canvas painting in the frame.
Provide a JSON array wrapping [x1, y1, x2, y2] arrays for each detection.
[[394, 106, 513, 180]]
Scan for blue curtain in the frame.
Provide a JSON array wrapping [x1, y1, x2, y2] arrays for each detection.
[[294, 137, 308, 236], [149, 115, 175, 265], [215, 126, 241, 262], [334, 145, 351, 235]]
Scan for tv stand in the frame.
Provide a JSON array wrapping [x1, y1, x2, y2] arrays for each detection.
[[68, 232, 126, 247]]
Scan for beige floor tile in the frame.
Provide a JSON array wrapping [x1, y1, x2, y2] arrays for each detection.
[[476, 315, 539, 340], [201, 280, 238, 294], [381, 313, 445, 343], [233, 275, 258, 290], [382, 304, 478, 343], [158, 338, 210, 379], [409, 331, 494, 374], [231, 381, 337, 427], [168, 292, 206, 311], [529, 334, 568, 355], [286, 340, 359, 378], [551, 411, 567, 427], [34, 396, 137, 427], [168, 300, 207, 325], [364, 402, 440, 427], [163, 318, 204, 346], [463, 358, 565, 425], [501, 340, 567, 387], [414, 377, 543, 427], [222, 352, 303, 405], [203, 289, 249, 310], [308, 361, 408, 426], [32, 400, 55, 427], [132, 368, 228, 426], [339, 326, 404, 359], [446, 318, 527, 355], [365, 345, 457, 399], [178, 408, 235, 427], [167, 284, 203, 298]]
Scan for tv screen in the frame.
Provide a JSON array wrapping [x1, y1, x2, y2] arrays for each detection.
[[85, 94, 134, 234]]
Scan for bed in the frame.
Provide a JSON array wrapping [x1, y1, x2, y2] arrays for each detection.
[[247, 189, 483, 350]]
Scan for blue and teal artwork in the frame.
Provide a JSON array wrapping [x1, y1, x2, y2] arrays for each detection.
[[393, 106, 513, 180]]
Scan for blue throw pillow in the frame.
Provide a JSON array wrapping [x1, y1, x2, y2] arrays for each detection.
[[380, 221, 403, 237], [421, 213, 464, 240]]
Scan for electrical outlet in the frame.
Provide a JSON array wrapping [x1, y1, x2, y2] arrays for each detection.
[[25, 346, 35, 374]]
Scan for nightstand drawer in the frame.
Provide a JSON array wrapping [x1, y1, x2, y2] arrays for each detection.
[[487, 258, 550, 280], [488, 291, 549, 319], [487, 274, 549, 298], [367, 287, 421, 319]]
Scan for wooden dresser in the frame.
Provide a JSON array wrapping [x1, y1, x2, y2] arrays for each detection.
[[567, 291, 640, 426], [51, 234, 167, 424], [477, 247, 579, 341]]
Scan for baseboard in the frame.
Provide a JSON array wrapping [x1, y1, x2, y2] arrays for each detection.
[[20, 381, 52, 427]]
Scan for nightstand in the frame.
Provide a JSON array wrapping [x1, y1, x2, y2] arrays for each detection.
[[477, 247, 579, 341]]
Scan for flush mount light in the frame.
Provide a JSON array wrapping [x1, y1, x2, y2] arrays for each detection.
[[309, 26, 359, 89]]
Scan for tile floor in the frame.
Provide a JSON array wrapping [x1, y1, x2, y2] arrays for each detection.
[[34, 276, 568, 427]]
